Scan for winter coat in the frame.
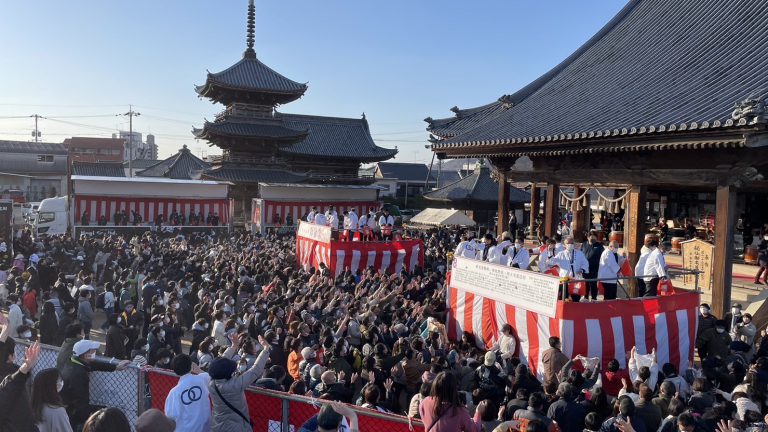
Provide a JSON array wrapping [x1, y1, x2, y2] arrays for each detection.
[[209, 347, 271, 432]]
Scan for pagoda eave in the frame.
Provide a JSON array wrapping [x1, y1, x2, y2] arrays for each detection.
[[195, 81, 306, 106]]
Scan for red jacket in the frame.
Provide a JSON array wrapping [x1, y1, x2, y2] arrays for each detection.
[[601, 369, 630, 397], [22, 290, 37, 317]]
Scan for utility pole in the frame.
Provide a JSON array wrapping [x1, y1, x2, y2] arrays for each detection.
[[121, 106, 141, 177], [30, 114, 43, 142]]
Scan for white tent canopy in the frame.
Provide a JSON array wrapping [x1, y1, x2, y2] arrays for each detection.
[[409, 208, 476, 227]]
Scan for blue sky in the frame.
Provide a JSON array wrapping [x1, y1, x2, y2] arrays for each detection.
[[0, 0, 627, 162]]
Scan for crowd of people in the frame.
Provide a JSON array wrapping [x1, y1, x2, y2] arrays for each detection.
[[0, 225, 766, 432]]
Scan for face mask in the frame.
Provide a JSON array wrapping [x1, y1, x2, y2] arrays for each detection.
[[161, 358, 170, 364], [732, 307, 740, 314], [21, 332, 32, 339], [716, 328, 725, 334], [159, 331, 166, 338], [566, 244, 574, 251], [228, 300, 235, 306], [204, 323, 209, 329], [56, 380, 64, 392], [85, 353, 96, 360], [700, 307, 709, 315], [144, 344, 150, 352], [514, 243, 522, 250], [158, 300, 164, 305], [238, 364, 248, 372], [173, 303, 180, 309]]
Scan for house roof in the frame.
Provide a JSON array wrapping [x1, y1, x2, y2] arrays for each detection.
[[424, 163, 530, 204], [433, 0, 768, 155], [376, 162, 435, 182], [201, 166, 307, 184], [277, 114, 397, 162], [71, 162, 126, 177], [0, 140, 67, 155], [137, 145, 210, 179]]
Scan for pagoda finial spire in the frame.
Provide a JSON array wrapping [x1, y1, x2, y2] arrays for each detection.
[[244, 0, 256, 59]]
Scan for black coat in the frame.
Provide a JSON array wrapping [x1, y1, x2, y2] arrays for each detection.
[[39, 311, 60, 345], [0, 370, 36, 432], [60, 357, 117, 426], [582, 242, 604, 276], [105, 324, 127, 359], [547, 398, 586, 432]]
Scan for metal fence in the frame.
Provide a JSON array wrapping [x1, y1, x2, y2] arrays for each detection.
[[145, 368, 425, 432], [13, 339, 144, 430], [11, 340, 424, 431]]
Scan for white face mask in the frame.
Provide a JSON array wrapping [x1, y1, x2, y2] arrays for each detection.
[[21, 332, 32, 339], [204, 323, 209, 329], [566, 244, 574, 251], [56, 380, 64, 393], [159, 331, 166, 338], [732, 307, 740, 314], [173, 303, 180, 309], [158, 300, 164, 305], [238, 364, 248, 372], [514, 243, 522, 250], [144, 344, 150, 352], [85, 353, 96, 360], [716, 328, 725, 334], [161, 358, 170, 364], [700, 307, 709, 315], [163, 318, 170, 324]]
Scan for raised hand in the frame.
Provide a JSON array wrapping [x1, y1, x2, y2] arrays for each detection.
[[384, 378, 394, 392]]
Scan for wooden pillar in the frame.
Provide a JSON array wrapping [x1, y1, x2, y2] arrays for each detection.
[[712, 184, 736, 318], [624, 186, 647, 297], [529, 184, 540, 241], [571, 187, 589, 243], [544, 184, 560, 238], [497, 169, 510, 237]]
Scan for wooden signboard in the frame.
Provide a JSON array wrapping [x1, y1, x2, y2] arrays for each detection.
[[681, 238, 714, 290]]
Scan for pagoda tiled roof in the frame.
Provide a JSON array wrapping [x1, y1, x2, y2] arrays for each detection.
[[432, 0, 768, 154], [137, 145, 210, 180], [375, 162, 435, 182], [201, 166, 307, 184], [195, 56, 307, 103], [192, 120, 308, 142], [424, 164, 529, 204], [278, 113, 398, 162]]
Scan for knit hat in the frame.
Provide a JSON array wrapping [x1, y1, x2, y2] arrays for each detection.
[[301, 347, 316, 360], [209, 357, 237, 380], [484, 351, 496, 367], [310, 364, 324, 380], [136, 409, 176, 432]]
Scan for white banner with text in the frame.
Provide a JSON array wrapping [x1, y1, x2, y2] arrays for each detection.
[[451, 256, 560, 318], [297, 220, 332, 243]]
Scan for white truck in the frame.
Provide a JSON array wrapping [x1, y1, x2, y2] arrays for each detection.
[[34, 176, 232, 237]]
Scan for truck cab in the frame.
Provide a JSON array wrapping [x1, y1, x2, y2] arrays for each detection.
[[34, 196, 68, 236]]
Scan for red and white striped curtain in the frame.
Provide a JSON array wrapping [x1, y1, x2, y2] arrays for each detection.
[[447, 287, 699, 380], [74, 195, 231, 225], [264, 201, 380, 225], [296, 236, 424, 276]]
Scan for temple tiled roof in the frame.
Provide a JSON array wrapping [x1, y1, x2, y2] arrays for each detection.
[[192, 120, 308, 142], [201, 166, 307, 184], [137, 145, 210, 179], [433, 0, 768, 154], [195, 56, 307, 104], [425, 98, 512, 139], [278, 114, 398, 162], [424, 164, 530, 204], [375, 162, 435, 182], [71, 162, 126, 177]]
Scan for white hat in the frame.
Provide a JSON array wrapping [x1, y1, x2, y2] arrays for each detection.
[[29, 254, 39, 264], [72, 340, 101, 356]]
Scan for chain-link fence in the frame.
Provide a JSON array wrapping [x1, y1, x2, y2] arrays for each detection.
[[146, 368, 424, 432], [13, 339, 144, 430]]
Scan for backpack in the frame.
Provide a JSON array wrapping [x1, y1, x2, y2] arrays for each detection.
[[96, 291, 106, 309]]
